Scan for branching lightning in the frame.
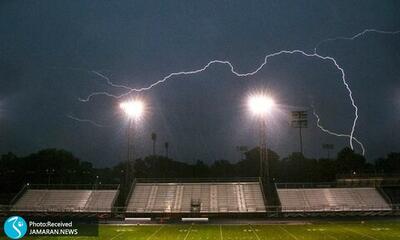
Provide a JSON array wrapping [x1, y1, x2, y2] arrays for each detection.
[[314, 29, 400, 53], [66, 115, 107, 128], [72, 28, 400, 155], [90, 71, 132, 91], [312, 107, 365, 155]]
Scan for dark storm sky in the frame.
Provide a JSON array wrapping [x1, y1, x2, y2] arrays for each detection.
[[1, 1, 399, 167]]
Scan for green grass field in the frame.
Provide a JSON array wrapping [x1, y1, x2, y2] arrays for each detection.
[[23, 220, 400, 240]]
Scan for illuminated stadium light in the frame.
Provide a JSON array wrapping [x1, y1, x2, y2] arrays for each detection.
[[119, 99, 146, 187], [120, 99, 144, 120], [248, 94, 275, 116], [246, 92, 277, 181]]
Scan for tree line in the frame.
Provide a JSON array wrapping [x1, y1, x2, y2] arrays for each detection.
[[0, 147, 399, 198]]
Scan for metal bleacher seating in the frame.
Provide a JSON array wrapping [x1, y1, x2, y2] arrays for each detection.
[[126, 181, 266, 213], [84, 190, 119, 212], [13, 189, 118, 212], [277, 187, 391, 212]]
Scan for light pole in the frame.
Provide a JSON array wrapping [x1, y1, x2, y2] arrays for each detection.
[[165, 142, 169, 158], [322, 143, 334, 159], [95, 175, 99, 190], [291, 111, 308, 155], [248, 94, 275, 181], [120, 99, 144, 187], [151, 132, 157, 156], [46, 168, 55, 185], [236, 146, 248, 161]]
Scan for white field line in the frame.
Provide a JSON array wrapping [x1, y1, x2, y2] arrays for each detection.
[[340, 226, 379, 240], [109, 232, 125, 240], [220, 225, 223, 240], [311, 222, 339, 240], [183, 225, 193, 240], [248, 225, 261, 240], [146, 225, 165, 240], [277, 226, 299, 240], [326, 233, 339, 240]]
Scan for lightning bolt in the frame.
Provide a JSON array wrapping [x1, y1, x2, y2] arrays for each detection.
[[314, 29, 400, 53], [90, 70, 132, 90], [66, 115, 107, 128], [312, 107, 365, 155], [74, 28, 400, 154], [79, 50, 358, 150]]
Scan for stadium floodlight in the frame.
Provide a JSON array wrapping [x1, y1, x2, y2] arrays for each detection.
[[246, 93, 276, 182], [119, 99, 145, 197], [120, 100, 144, 120], [248, 94, 275, 116]]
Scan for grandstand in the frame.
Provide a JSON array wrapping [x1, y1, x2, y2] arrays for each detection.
[[126, 179, 266, 214], [277, 187, 391, 212], [11, 184, 119, 213], [5, 179, 399, 218]]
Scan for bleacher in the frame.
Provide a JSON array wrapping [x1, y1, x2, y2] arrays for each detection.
[[126, 181, 266, 213], [13, 189, 118, 212], [84, 190, 119, 212], [8, 181, 398, 217], [277, 187, 391, 212]]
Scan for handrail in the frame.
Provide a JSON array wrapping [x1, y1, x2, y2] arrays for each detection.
[[9, 183, 29, 206], [27, 183, 119, 190], [135, 177, 260, 183], [376, 187, 393, 205], [124, 179, 137, 208], [258, 177, 268, 209], [275, 182, 337, 189]]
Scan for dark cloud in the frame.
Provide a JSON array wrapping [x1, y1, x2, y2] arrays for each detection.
[[0, 0, 399, 166]]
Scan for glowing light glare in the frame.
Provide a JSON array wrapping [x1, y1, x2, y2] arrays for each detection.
[[119, 100, 144, 119], [248, 95, 275, 115]]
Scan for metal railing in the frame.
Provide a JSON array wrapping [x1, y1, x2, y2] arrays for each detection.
[[275, 182, 337, 189], [135, 177, 260, 183], [27, 183, 120, 190]]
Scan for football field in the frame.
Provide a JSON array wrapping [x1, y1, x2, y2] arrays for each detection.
[[23, 220, 400, 240]]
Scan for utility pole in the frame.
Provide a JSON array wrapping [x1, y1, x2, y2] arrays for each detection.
[[322, 144, 334, 159], [125, 119, 134, 186], [119, 99, 144, 204], [291, 111, 308, 155], [164, 142, 169, 158], [236, 146, 248, 161], [151, 132, 157, 156], [259, 118, 268, 181]]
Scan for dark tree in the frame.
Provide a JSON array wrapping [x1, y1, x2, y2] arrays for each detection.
[[336, 147, 367, 174]]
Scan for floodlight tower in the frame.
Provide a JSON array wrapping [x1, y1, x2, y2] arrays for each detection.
[[291, 111, 308, 155], [248, 94, 275, 181], [120, 99, 144, 186]]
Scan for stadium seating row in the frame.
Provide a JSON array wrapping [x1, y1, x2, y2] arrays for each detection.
[[277, 187, 391, 212], [10, 182, 397, 214], [126, 182, 266, 213], [13, 189, 118, 212]]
